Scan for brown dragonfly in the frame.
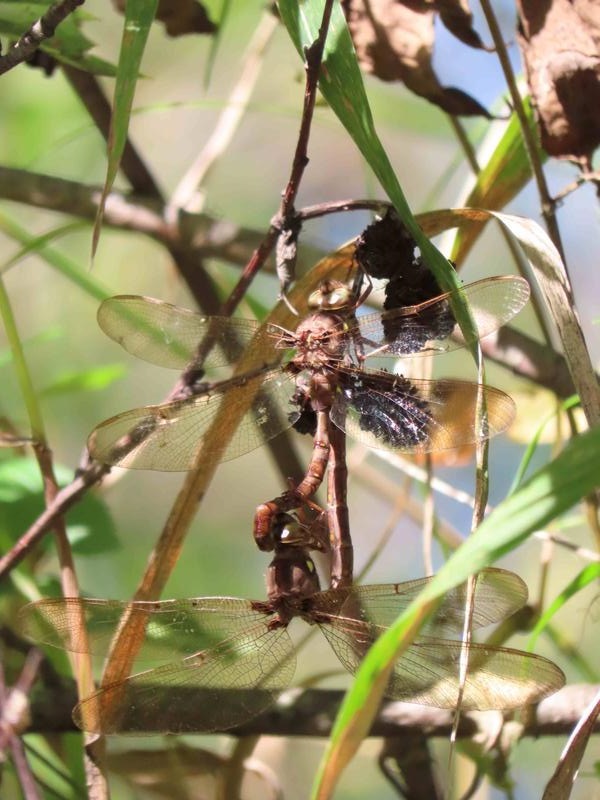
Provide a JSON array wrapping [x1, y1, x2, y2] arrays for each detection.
[[21, 552, 564, 734], [87, 275, 529, 474]]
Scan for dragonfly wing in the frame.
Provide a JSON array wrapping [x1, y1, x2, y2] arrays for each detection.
[[330, 371, 515, 454], [385, 639, 565, 711], [327, 568, 527, 635], [73, 622, 295, 734], [354, 276, 530, 358], [98, 296, 266, 370], [88, 368, 299, 470], [20, 597, 272, 664], [320, 621, 564, 711]]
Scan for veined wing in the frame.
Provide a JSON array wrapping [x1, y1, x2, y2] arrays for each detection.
[[353, 276, 530, 358], [330, 370, 515, 453], [311, 569, 527, 637], [73, 622, 294, 734], [319, 619, 565, 710], [20, 597, 273, 665], [98, 295, 273, 370], [88, 367, 299, 470]]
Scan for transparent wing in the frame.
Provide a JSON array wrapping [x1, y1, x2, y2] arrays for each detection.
[[319, 622, 564, 711], [330, 371, 515, 453], [87, 368, 299, 470], [21, 597, 271, 664], [312, 568, 527, 636], [98, 296, 269, 370], [353, 276, 530, 358], [73, 623, 295, 734]]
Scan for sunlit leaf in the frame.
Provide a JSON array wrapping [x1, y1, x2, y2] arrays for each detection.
[[450, 99, 544, 266], [528, 564, 600, 651]]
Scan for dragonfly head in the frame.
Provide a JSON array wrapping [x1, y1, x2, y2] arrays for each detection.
[[308, 280, 353, 311]]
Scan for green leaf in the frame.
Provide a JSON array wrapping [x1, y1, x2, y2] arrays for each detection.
[[41, 46, 117, 77], [92, 0, 159, 256], [23, 734, 83, 800], [0, 458, 118, 555], [0, 209, 111, 303], [509, 395, 581, 494], [312, 424, 600, 799], [41, 363, 126, 396], [451, 99, 545, 266], [528, 563, 600, 651]]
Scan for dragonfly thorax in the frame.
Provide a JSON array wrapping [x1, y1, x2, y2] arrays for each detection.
[[291, 312, 345, 371]]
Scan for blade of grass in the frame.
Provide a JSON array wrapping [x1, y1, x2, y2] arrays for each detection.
[[92, 0, 159, 257], [528, 563, 600, 651], [509, 395, 581, 495], [0, 210, 111, 302]]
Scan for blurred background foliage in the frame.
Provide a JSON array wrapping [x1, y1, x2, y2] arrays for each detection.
[[0, 1, 599, 798]]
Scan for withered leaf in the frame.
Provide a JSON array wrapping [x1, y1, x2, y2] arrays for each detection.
[[343, 0, 491, 116], [112, 0, 217, 37], [517, 0, 600, 158], [402, 0, 486, 49]]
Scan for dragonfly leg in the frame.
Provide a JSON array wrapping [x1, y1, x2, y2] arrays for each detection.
[[253, 411, 330, 551]]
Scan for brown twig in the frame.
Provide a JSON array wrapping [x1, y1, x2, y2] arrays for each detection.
[[0, 649, 44, 800], [221, 0, 335, 315], [24, 682, 600, 738], [62, 66, 162, 197], [0, 0, 85, 76]]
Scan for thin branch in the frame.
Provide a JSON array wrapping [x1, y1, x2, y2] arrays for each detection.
[[25, 683, 600, 738], [0, 0, 85, 76], [221, 0, 335, 315], [478, 0, 565, 258]]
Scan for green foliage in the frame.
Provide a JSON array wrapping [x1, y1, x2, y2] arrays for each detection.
[[0, 458, 117, 555]]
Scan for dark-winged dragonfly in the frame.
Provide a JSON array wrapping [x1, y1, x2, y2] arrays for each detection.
[[87, 274, 529, 473], [21, 553, 564, 734]]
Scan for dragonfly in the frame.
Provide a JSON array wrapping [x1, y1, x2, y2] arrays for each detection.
[[87, 274, 529, 474], [21, 553, 564, 734]]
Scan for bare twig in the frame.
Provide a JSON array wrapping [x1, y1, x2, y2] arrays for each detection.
[[62, 66, 162, 197], [0, 649, 44, 800], [25, 683, 600, 739], [222, 0, 335, 315], [0, 0, 85, 76]]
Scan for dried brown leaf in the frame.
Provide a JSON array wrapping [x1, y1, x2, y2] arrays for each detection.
[[517, 0, 600, 158], [112, 0, 217, 37], [343, 0, 491, 116], [402, 0, 486, 48], [542, 687, 600, 799]]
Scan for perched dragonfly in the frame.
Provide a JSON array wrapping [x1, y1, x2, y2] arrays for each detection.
[[21, 555, 564, 734], [87, 275, 528, 473]]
